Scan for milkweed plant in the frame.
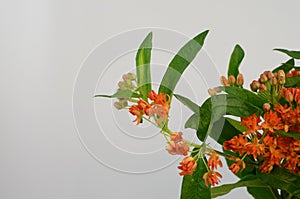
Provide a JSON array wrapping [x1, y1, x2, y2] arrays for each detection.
[[95, 30, 300, 199]]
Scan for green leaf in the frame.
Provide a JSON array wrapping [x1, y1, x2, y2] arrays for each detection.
[[272, 59, 295, 73], [223, 148, 256, 179], [210, 117, 244, 145], [258, 167, 300, 196], [285, 76, 300, 87], [211, 176, 269, 198], [136, 32, 153, 101], [220, 86, 267, 108], [226, 117, 247, 133], [247, 187, 279, 199], [159, 30, 209, 100], [274, 48, 300, 59], [181, 155, 211, 199], [174, 94, 200, 115], [227, 44, 245, 78], [185, 94, 260, 141], [275, 130, 300, 140], [94, 89, 140, 98]]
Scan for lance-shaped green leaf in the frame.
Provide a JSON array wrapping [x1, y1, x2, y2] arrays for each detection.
[[285, 76, 300, 87], [94, 89, 140, 98], [247, 187, 280, 199], [159, 30, 209, 100], [258, 167, 300, 196], [211, 176, 270, 198], [272, 59, 295, 73], [185, 94, 260, 141], [181, 154, 211, 199], [227, 44, 245, 78], [210, 117, 245, 145], [219, 86, 267, 109], [174, 94, 200, 115], [136, 32, 153, 101], [274, 48, 300, 59], [275, 130, 300, 140]]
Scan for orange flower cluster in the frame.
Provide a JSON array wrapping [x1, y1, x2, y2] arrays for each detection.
[[166, 132, 189, 156], [129, 90, 170, 125], [224, 108, 300, 174], [178, 157, 197, 176], [203, 150, 223, 186]]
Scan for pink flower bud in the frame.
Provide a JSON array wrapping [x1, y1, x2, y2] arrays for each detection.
[[260, 84, 267, 92], [228, 75, 236, 85], [237, 73, 244, 86], [259, 74, 268, 83], [208, 88, 216, 96], [250, 80, 260, 92], [270, 77, 277, 86], [263, 103, 271, 112], [220, 76, 229, 86]]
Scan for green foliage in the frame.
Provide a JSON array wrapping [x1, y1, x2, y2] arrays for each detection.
[[136, 32, 153, 101], [159, 30, 209, 101], [258, 167, 300, 197], [272, 59, 295, 73], [227, 44, 245, 78], [285, 76, 300, 87], [274, 48, 300, 59], [211, 176, 269, 198], [181, 155, 211, 199], [275, 130, 300, 140], [94, 89, 140, 98], [174, 94, 200, 115], [184, 94, 262, 141]]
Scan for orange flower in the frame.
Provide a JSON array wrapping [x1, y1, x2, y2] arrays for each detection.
[[207, 150, 223, 170], [129, 105, 143, 125], [245, 138, 264, 160], [178, 157, 197, 176], [223, 134, 248, 155], [241, 114, 261, 134], [202, 170, 222, 187], [170, 132, 183, 142], [229, 157, 246, 174], [129, 100, 151, 125], [166, 141, 189, 156], [261, 110, 283, 132]]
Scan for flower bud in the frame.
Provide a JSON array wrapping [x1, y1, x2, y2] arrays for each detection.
[[282, 89, 294, 103], [263, 103, 271, 112], [278, 76, 285, 85], [214, 87, 222, 93], [278, 70, 285, 79], [295, 89, 300, 104], [122, 74, 128, 81], [127, 73, 136, 81], [237, 73, 244, 86], [260, 84, 267, 92], [208, 88, 216, 96], [264, 71, 273, 79], [259, 74, 268, 83], [114, 101, 123, 110], [220, 76, 229, 86], [250, 80, 260, 92], [270, 77, 277, 86], [228, 75, 236, 85]]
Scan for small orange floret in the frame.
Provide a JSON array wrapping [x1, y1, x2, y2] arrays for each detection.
[[207, 150, 223, 170], [261, 110, 283, 132], [178, 157, 197, 176], [202, 170, 222, 187], [229, 157, 246, 174], [129, 105, 143, 125], [241, 114, 261, 134]]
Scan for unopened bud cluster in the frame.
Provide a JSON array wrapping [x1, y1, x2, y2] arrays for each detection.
[[250, 70, 285, 92], [220, 74, 244, 87], [114, 73, 137, 110]]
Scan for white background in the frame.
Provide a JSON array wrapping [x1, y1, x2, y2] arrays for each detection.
[[1, 0, 300, 198]]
